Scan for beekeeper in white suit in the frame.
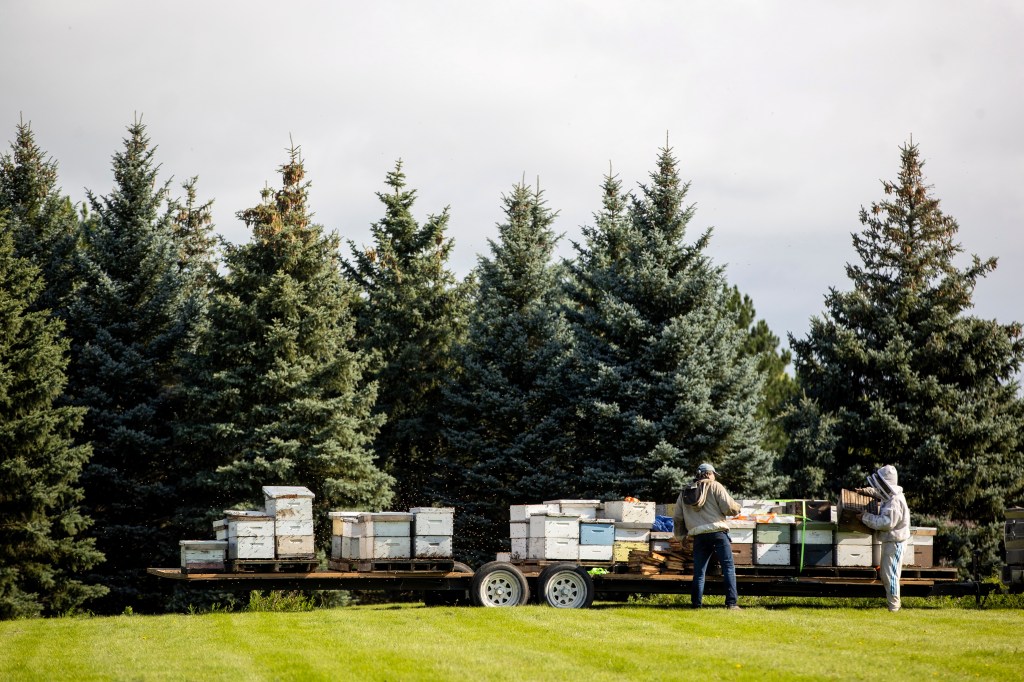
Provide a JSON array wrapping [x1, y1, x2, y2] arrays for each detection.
[[857, 464, 912, 612]]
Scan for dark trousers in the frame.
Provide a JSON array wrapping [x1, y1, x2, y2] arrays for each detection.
[[691, 530, 738, 607]]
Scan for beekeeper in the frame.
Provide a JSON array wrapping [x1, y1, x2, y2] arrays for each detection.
[[856, 464, 912, 612], [672, 462, 743, 610]]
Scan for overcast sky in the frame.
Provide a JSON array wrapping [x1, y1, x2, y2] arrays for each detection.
[[3, 1, 1022, 347]]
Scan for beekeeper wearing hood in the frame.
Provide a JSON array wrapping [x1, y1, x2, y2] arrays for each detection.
[[856, 464, 912, 612], [673, 462, 743, 610]]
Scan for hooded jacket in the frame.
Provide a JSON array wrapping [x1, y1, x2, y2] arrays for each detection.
[[673, 478, 741, 538], [860, 465, 911, 543]]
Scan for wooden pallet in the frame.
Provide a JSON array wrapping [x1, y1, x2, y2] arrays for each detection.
[[328, 558, 456, 573], [229, 558, 318, 573]]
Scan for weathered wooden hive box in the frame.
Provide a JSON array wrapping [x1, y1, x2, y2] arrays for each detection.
[[180, 540, 228, 573], [785, 499, 834, 523], [649, 531, 674, 554], [602, 500, 656, 526], [612, 540, 648, 563], [263, 486, 315, 559], [725, 519, 755, 565], [1006, 508, 1024, 566], [613, 525, 650, 543], [837, 489, 878, 532], [544, 499, 601, 520], [910, 526, 936, 567], [224, 510, 275, 560]]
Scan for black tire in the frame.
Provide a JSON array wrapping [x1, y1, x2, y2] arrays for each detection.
[[537, 563, 594, 609], [470, 561, 530, 607]]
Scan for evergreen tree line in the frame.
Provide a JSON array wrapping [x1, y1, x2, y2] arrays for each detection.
[[1, 118, 1021, 618]]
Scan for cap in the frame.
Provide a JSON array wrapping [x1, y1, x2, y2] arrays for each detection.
[[697, 462, 716, 475]]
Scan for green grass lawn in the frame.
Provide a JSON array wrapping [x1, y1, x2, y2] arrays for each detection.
[[1, 597, 1021, 681]]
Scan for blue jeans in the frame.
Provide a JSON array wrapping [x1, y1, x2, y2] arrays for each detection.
[[691, 531, 738, 607]]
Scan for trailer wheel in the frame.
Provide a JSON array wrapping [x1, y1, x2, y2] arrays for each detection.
[[471, 561, 530, 607], [537, 564, 594, 609]]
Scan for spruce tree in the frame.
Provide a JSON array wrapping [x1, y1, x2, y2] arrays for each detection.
[[0, 119, 81, 316], [178, 146, 392, 544], [0, 226, 105, 619], [440, 181, 574, 564], [784, 142, 1024, 524], [726, 287, 799, 461], [345, 161, 469, 508], [564, 148, 776, 502], [63, 120, 198, 612]]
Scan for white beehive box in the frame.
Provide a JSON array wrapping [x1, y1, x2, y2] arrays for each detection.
[[359, 535, 411, 560], [414, 535, 453, 558], [330, 534, 360, 560], [510, 537, 529, 561], [754, 543, 791, 566], [528, 536, 579, 560], [602, 500, 656, 525], [213, 519, 228, 540], [328, 511, 364, 535], [649, 531, 674, 552], [262, 486, 314, 520], [229, 535, 275, 560], [509, 522, 528, 539], [835, 544, 874, 567], [509, 503, 559, 521], [755, 523, 792, 544], [359, 512, 413, 537], [180, 540, 227, 572], [579, 544, 614, 561], [544, 499, 601, 520], [410, 507, 454, 536], [225, 510, 275, 537], [496, 551, 512, 562], [276, 518, 315, 536], [793, 524, 834, 545], [614, 525, 651, 543], [729, 527, 755, 544], [276, 534, 315, 558], [836, 530, 874, 546], [530, 513, 580, 539]]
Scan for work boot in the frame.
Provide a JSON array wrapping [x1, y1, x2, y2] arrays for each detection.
[[727, 604, 742, 611]]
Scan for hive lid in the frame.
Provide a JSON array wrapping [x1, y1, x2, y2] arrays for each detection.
[[328, 511, 365, 519], [224, 509, 273, 519], [262, 485, 315, 499], [410, 507, 455, 514], [358, 512, 414, 522], [179, 540, 228, 547]]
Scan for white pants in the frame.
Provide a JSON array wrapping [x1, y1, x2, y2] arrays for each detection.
[[880, 540, 906, 612]]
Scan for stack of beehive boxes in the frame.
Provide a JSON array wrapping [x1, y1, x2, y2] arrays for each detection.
[[508, 499, 659, 563], [220, 509, 275, 560], [411, 507, 455, 559], [328, 507, 455, 563], [263, 486, 316, 560], [603, 500, 656, 563]]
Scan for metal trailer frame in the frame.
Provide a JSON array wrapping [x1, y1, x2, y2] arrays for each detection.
[[150, 561, 997, 609]]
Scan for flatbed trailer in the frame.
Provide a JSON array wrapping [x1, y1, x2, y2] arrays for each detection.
[[149, 561, 995, 609]]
